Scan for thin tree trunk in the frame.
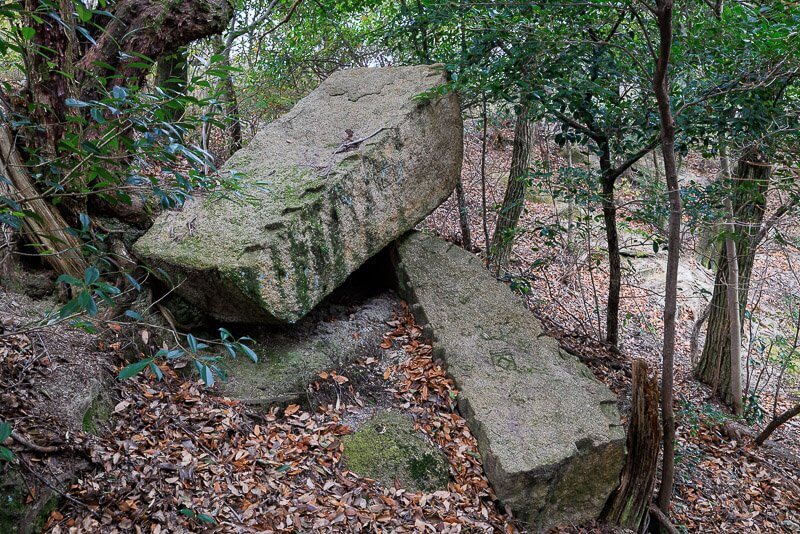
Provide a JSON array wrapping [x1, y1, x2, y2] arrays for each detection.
[[723, 193, 743, 416], [755, 404, 800, 446], [455, 177, 472, 250], [696, 150, 770, 405], [213, 34, 243, 158], [603, 359, 661, 530], [599, 136, 621, 347], [480, 97, 490, 252], [488, 105, 532, 273], [653, 0, 679, 514]]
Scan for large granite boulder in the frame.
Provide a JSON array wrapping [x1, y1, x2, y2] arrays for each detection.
[[134, 65, 462, 323], [392, 232, 625, 531]]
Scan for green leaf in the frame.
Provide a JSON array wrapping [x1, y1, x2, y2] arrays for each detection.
[[0, 446, 14, 462], [149, 362, 164, 381], [65, 98, 90, 108], [118, 359, 153, 380], [84, 266, 99, 285], [199, 364, 214, 387], [20, 27, 35, 41], [124, 310, 143, 321], [197, 513, 216, 524], [56, 274, 81, 286], [0, 421, 11, 441], [186, 333, 198, 353], [239, 344, 258, 363]]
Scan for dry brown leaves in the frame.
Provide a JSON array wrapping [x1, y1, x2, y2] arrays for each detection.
[[47, 308, 515, 533]]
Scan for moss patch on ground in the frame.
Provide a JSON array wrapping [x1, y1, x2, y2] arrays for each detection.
[[82, 393, 112, 435], [342, 411, 450, 493]]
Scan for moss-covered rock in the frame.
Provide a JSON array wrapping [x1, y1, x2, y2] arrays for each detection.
[[219, 293, 395, 407], [342, 412, 449, 493], [133, 65, 462, 324]]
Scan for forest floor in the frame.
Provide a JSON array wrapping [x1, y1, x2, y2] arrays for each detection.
[[1, 121, 798, 533]]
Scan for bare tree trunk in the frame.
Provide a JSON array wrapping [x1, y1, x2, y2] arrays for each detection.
[[723, 193, 743, 416], [603, 359, 661, 530], [488, 105, 532, 272], [653, 0, 679, 514], [455, 177, 472, 250], [599, 136, 621, 347], [755, 404, 800, 446], [696, 150, 770, 405], [480, 97, 490, 252], [213, 34, 243, 158]]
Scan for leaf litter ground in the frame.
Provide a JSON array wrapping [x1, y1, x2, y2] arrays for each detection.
[[40, 304, 517, 533]]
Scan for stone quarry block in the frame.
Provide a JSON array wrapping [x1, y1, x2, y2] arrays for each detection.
[[134, 65, 462, 323], [392, 232, 625, 531]]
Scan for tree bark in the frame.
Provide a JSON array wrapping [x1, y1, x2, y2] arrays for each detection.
[[599, 136, 621, 347], [488, 105, 532, 273], [77, 0, 232, 88], [755, 404, 800, 446], [9, 0, 233, 276], [723, 194, 743, 416], [212, 32, 244, 159], [696, 150, 770, 406], [653, 0, 679, 515], [603, 359, 661, 530], [455, 177, 472, 250]]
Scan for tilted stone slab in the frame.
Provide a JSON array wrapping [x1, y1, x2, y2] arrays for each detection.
[[392, 232, 625, 531], [134, 65, 462, 323]]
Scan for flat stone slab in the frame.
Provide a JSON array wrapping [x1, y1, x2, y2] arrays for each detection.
[[219, 293, 395, 406], [134, 65, 462, 323], [342, 411, 450, 493], [392, 232, 625, 530]]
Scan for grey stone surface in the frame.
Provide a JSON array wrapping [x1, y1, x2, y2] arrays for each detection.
[[342, 411, 450, 493], [219, 293, 396, 406], [392, 231, 625, 531], [134, 65, 462, 323]]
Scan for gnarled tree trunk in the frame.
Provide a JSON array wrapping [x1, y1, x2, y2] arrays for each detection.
[[8, 0, 233, 276]]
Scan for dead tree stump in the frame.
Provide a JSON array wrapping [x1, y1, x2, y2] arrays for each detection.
[[603, 359, 661, 530]]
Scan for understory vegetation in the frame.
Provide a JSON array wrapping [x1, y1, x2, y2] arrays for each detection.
[[0, 1, 798, 533]]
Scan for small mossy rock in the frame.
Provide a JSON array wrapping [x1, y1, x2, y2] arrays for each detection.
[[342, 411, 449, 493], [133, 65, 462, 323], [392, 231, 625, 531]]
